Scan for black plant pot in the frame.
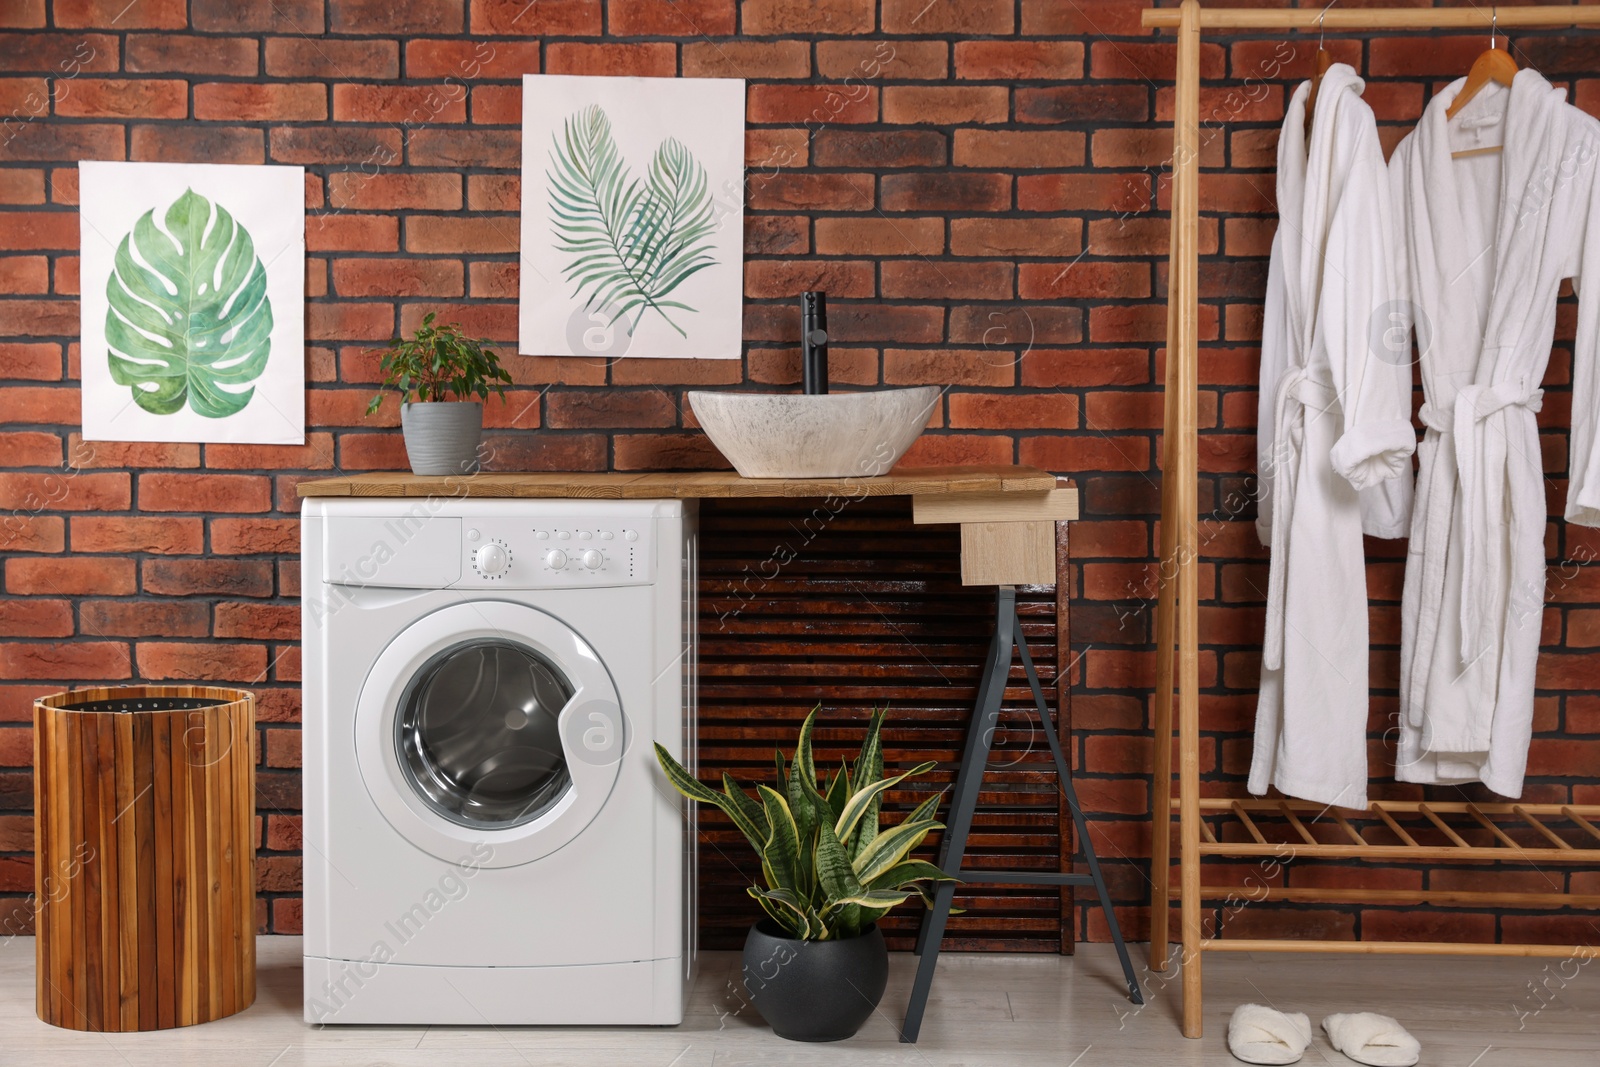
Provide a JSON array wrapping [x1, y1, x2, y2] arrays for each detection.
[[741, 920, 889, 1042]]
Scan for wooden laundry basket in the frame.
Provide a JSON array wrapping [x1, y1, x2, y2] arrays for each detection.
[[33, 685, 256, 1031]]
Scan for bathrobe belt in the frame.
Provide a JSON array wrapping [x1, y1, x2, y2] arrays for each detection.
[[1418, 380, 1544, 666], [1262, 365, 1339, 672]]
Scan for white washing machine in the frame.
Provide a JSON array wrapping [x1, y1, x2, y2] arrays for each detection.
[[300, 497, 697, 1025]]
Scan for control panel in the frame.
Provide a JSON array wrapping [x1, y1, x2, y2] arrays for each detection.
[[458, 519, 651, 588]]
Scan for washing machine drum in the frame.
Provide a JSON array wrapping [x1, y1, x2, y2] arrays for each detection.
[[355, 601, 625, 869]]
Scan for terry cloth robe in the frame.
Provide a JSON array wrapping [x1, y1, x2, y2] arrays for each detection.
[[1392, 69, 1600, 797], [1250, 65, 1417, 809]]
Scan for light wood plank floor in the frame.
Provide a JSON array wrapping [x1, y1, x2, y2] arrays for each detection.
[[2, 936, 1595, 1064]]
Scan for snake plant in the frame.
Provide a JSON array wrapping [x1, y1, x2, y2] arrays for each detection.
[[654, 708, 955, 941]]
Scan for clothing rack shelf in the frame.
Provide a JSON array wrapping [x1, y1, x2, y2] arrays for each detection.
[[1141, 1, 1600, 1039]]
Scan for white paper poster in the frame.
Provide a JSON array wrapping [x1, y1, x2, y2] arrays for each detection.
[[519, 74, 746, 360], [79, 160, 305, 444]]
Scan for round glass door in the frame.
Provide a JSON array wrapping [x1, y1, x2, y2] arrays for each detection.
[[396, 640, 574, 829]]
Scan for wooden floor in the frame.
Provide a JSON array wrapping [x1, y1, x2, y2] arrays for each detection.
[[3, 936, 1596, 1064]]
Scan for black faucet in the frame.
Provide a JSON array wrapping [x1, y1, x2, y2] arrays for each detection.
[[801, 291, 828, 395]]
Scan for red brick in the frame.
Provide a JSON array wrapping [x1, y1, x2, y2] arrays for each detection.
[[311, 389, 398, 427], [54, 0, 184, 28], [194, 82, 326, 122], [67, 437, 199, 469], [0, 0, 42, 27], [7, 556, 135, 596], [817, 39, 947, 80], [265, 813, 303, 850], [954, 130, 1083, 169], [0, 212, 75, 251], [131, 124, 262, 165], [0, 255, 46, 293], [329, 0, 459, 33], [138, 473, 270, 514], [684, 40, 808, 79], [546, 42, 676, 77], [256, 853, 301, 892], [744, 0, 872, 35], [210, 518, 302, 555], [0, 430, 60, 465], [883, 86, 1008, 125], [71, 516, 202, 554], [885, 349, 1012, 388], [466, 174, 519, 212], [406, 38, 539, 79], [0, 515, 64, 553], [898, 433, 1011, 468], [336, 433, 407, 470], [0, 122, 124, 163], [192, 0, 320, 29], [470, 84, 520, 125], [332, 257, 464, 298], [543, 391, 675, 430], [0, 471, 127, 511], [609, 360, 741, 387], [469, 0, 600, 34], [0, 599, 71, 637], [0, 169, 45, 205], [746, 260, 874, 300], [142, 558, 274, 597], [79, 600, 208, 637], [0, 384, 76, 424], [1022, 0, 1145, 35], [950, 393, 1076, 430], [407, 128, 519, 168], [746, 347, 876, 387], [882, 261, 1011, 300], [1090, 216, 1218, 257], [880, 171, 1009, 213], [951, 217, 1081, 258], [52, 255, 77, 295], [1157, 84, 1284, 125], [1368, 35, 1488, 78], [611, 0, 734, 35], [0, 33, 116, 73], [333, 83, 466, 124], [746, 127, 808, 170], [952, 306, 1083, 347], [814, 217, 943, 257], [827, 303, 943, 344], [137, 641, 267, 683], [126, 34, 257, 74], [204, 437, 335, 472], [956, 41, 1084, 80], [1091, 40, 1226, 81], [882, 0, 1010, 34], [1021, 261, 1151, 300], [305, 213, 399, 254], [614, 432, 730, 471], [307, 301, 395, 342], [265, 36, 397, 79], [397, 302, 513, 341], [270, 126, 400, 167], [1018, 85, 1149, 125], [0, 640, 130, 680], [748, 172, 874, 212], [1023, 435, 1151, 473], [812, 129, 945, 169], [748, 84, 879, 125]]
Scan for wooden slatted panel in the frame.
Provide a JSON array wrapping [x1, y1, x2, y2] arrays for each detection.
[[696, 497, 1068, 952]]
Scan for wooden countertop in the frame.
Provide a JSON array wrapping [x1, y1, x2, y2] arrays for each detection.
[[295, 465, 1057, 500]]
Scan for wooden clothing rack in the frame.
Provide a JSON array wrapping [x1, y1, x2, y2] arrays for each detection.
[[1141, 1, 1600, 1039]]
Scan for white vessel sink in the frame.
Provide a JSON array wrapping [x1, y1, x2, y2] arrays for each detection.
[[687, 386, 940, 479]]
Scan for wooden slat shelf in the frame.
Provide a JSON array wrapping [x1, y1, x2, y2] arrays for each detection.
[[1166, 798, 1600, 865]]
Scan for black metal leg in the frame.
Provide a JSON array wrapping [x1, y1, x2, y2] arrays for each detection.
[[1016, 625, 1144, 1006], [902, 588, 1013, 1041], [902, 586, 1142, 1043]]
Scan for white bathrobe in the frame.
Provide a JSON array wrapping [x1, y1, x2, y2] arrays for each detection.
[[1392, 69, 1600, 797], [1250, 65, 1418, 809]]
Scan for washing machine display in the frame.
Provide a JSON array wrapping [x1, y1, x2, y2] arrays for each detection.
[[395, 639, 573, 829]]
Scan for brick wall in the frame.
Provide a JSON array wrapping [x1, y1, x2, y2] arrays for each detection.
[[1, 0, 1598, 946]]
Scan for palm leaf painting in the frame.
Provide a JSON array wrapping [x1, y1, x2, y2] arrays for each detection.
[[547, 105, 719, 339], [105, 187, 273, 418]]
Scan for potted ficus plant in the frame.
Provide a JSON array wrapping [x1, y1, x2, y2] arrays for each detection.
[[365, 312, 513, 476], [654, 708, 954, 1042]]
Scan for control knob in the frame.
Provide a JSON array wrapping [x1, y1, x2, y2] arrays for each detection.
[[545, 549, 569, 569], [581, 549, 604, 570], [474, 543, 510, 577]]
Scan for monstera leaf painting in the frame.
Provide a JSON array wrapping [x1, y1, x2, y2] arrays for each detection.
[[519, 74, 745, 360], [547, 106, 718, 339], [105, 188, 273, 418]]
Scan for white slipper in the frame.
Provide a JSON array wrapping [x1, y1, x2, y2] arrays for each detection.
[[1228, 1003, 1313, 1064], [1321, 1012, 1421, 1066]]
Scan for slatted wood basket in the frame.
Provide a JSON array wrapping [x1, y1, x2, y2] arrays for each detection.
[[33, 685, 256, 1031]]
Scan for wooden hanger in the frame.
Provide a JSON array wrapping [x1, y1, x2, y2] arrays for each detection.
[[1303, 5, 1334, 136], [1447, 7, 1517, 157]]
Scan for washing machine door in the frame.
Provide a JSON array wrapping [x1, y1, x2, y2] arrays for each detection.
[[354, 601, 624, 869]]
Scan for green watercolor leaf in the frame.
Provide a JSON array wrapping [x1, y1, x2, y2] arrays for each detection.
[[546, 105, 719, 339], [105, 187, 273, 418]]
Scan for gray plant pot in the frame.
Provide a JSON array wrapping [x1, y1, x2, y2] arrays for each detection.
[[400, 401, 483, 476]]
